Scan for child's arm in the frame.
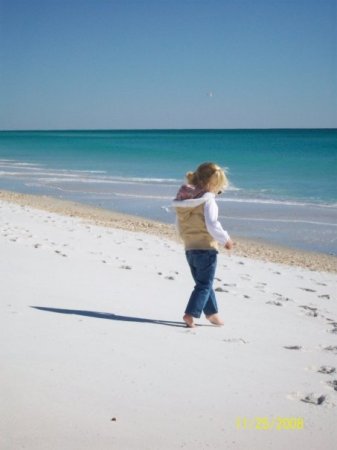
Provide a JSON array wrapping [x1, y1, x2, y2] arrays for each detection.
[[204, 198, 231, 246]]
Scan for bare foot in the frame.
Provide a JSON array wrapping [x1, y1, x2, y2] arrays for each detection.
[[183, 314, 196, 328], [206, 314, 224, 326]]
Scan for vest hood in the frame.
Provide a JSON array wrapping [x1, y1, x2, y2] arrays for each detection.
[[172, 185, 214, 209]]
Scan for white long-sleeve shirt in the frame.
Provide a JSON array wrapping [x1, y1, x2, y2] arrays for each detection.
[[204, 196, 230, 245]]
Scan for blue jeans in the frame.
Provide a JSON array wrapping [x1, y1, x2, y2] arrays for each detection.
[[185, 250, 218, 318]]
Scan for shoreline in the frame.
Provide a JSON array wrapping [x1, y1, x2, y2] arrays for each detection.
[[1, 189, 336, 273]]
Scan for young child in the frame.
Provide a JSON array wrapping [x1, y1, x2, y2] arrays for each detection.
[[173, 162, 233, 328]]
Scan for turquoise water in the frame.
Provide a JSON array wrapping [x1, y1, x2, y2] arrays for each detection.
[[0, 129, 336, 254]]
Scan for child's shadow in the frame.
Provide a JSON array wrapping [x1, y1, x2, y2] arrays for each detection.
[[31, 306, 190, 328]]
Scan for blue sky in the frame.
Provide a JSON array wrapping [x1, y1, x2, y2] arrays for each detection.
[[0, 0, 336, 129]]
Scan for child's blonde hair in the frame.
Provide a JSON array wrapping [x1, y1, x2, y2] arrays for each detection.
[[186, 162, 228, 192]]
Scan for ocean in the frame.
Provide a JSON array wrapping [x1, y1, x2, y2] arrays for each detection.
[[0, 129, 336, 255]]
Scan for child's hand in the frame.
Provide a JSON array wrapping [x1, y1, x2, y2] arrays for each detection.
[[224, 239, 234, 250]]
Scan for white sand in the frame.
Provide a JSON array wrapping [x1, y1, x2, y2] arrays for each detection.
[[0, 198, 336, 450]]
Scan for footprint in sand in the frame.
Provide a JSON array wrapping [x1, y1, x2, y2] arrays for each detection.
[[298, 305, 319, 317], [287, 392, 327, 406], [223, 338, 249, 344], [299, 287, 316, 293], [273, 293, 292, 302], [326, 380, 337, 392], [323, 345, 337, 355], [240, 274, 251, 281], [313, 281, 327, 287], [55, 250, 67, 257], [300, 393, 327, 405], [325, 320, 337, 334], [266, 300, 283, 306], [318, 366, 336, 375], [215, 287, 229, 292]]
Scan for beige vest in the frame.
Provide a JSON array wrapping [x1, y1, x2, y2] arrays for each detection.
[[176, 203, 218, 250]]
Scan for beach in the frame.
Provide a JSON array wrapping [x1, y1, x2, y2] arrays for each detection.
[[1, 190, 336, 450]]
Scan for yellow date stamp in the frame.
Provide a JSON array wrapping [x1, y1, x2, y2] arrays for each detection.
[[236, 416, 304, 430]]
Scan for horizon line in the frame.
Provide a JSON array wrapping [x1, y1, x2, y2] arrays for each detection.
[[1, 127, 336, 132]]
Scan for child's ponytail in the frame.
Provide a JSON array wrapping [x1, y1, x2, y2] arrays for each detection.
[[186, 171, 198, 186], [186, 162, 228, 191]]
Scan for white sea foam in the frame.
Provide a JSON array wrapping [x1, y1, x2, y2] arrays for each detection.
[[34, 176, 180, 185], [227, 183, 241, 192], [0, 165, 44, 172], [2, 162, 40, 167], [24, 183, 117, 196], [114, 192, 173, 200], [218, 197, 337, 209], [1, 159, 335, 210], [62, 170, 107, 174], [220, 215, 337, 227], [0, 160, 106, 174], [0, 160, 240, 190], [0, 169, 107, 177]]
